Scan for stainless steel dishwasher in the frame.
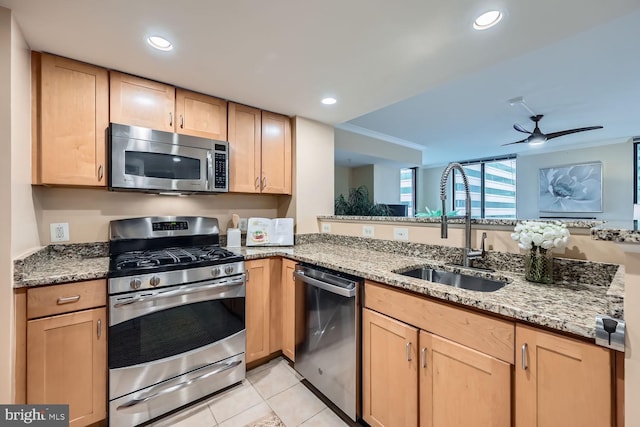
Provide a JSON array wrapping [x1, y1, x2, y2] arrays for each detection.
[[293, 263, 362, 422]]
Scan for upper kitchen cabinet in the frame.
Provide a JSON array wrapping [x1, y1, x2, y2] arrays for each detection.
[[175, 88, 227, 140], [228, 103, 292, 195], [109, 71, 175, 132], [110, 73, 228, 140], [32, 52, 109, 186]]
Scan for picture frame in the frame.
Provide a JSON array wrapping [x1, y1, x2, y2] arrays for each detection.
[[539, 162, 603, 213]]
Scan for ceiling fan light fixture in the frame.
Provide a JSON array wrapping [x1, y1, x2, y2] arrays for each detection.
[[146, 35, 173, 51], [528, 135, 546, 145], [473, 10, 503, 30]]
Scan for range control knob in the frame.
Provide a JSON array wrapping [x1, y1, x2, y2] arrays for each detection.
[[224, 265, 234, 275], [149, 276, 161, 287], [129, 278, 142, 290], [211, 267, 221, 277]]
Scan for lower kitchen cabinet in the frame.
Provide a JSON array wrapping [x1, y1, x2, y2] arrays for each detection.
[[363, 308, 419, 427], [420, 331, 510, 427], [26, 280, 107, 427], [245, 259, 271, 363], [515, 324, 613, 427]]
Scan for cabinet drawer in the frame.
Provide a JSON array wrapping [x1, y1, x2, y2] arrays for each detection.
[[27, 279, 107, 319], [365, 280, 515, 364]]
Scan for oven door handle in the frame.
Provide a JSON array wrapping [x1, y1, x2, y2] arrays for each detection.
[[112, 278, 244, 308], [116, 359, 242, 412]]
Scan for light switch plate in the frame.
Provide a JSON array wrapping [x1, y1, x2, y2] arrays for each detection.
[[50, 222, 70, 242], [393, 227, 409, 241], [362, 225, 375, 237], [321, 223, 331, 233]]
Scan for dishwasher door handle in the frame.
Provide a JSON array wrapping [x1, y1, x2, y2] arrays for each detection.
[[294, 270, 356, 298]]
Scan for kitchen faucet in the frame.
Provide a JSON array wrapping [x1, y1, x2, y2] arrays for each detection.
[[439, 162, 485, 268]]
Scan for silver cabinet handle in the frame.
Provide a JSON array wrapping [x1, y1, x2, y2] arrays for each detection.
[[98, 164, 104, 181], [169, 111, 173, 127], [117, 359, 241, 412], [246, 270, 250, 282], [406, 342, 412, 362], [180, 114, 184, 128], [57, 295, 80, 305], [255, 177, 260, 189], [421, 347, 427, 368], [521, 343, 528, 370], [97, 319, 102, 339], [262, 176, 267, 190]]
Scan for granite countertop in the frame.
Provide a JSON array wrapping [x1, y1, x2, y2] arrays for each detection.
[[14, 237, 623, 340], [591, 221, 640, 244]]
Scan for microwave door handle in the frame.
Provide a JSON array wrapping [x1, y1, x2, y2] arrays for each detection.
[[206, 152, 213, 190]]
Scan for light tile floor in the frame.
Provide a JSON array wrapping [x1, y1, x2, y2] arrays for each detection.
[[152, 357, 351, 427]]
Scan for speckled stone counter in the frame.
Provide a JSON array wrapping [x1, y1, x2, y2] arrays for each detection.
[[14, 243, 109, 287], [591, 221, 640, 244], [14, 236, 623, 340]]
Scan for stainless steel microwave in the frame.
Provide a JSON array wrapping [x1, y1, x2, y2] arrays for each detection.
[[109, 123, 228, 194]]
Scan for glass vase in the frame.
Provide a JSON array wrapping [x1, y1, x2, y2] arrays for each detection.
[[525, 246, 554, 284]]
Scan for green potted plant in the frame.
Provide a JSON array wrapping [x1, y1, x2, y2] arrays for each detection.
[[335, 185, 390, 216]]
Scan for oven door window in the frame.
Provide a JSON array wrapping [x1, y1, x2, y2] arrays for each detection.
[[124, 151, 200, 180], [108, 298, 245, 369]]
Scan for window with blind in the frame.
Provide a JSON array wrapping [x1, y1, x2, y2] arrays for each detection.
[[453, 156, 517, 219]]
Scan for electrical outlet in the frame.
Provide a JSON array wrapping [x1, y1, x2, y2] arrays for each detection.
[[50, 223, 70, 242], [321, 223, 331, 233], [238, 218, 248, 232], [393, 227, 409, 241], [362, 225, 375, 237]]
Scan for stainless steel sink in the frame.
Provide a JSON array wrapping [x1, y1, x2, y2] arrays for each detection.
[[398, 267, 506, 292]]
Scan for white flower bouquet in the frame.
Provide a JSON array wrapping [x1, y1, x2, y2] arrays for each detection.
[[511, 221, 570, 283], [511, 220, 570, 251]]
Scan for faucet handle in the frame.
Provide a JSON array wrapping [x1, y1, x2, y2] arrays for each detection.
[[481, 232, 487, 255]]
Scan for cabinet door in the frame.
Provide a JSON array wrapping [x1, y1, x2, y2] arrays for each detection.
[[27, 307, 106, 427], [260, 111, 292, 195], [515, 324, 612, 427], [175, 89, 227, 140], [282, 259, 297, 360], [420, 331, 510, 427], [228, 102, 261, 193], [363, 308, 419, 427], [110, 71, 175, 132], [36, 53, 108, 186], [245, 259, 271, 363], [268, 258, 283, 353]]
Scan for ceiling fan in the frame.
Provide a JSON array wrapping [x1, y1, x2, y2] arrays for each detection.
[[502, 114, 603, 146]]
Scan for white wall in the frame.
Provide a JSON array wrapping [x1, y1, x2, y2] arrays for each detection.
[[0, 6, 39, 404], [517, 141, 633, 220], [373, 164, 400, 204], [350, 165, 374, 201], [417, 141, 633, 220], [289, 117, 334, 233], [334, 165, 351, 199]]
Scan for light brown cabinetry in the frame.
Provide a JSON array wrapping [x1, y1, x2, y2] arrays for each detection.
[[363, 308, 418, 427], [281, 258, 299, 361], [516, 324, 613, 427], [26, 280, 107, 427], [110, 71, 227, 139], [420, 331, 510, 427], [245, 259, 271, 363], [228, 102, 292, 194], [32, 52, 109, 186]]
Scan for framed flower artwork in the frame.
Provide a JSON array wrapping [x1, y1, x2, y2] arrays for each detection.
[[539, 162, 603, 213]]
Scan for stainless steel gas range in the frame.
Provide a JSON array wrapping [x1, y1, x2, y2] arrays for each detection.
[[107, 216, 245, 427]]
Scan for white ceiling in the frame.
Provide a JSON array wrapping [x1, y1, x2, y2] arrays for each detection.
[[2, 0, 640, 167]]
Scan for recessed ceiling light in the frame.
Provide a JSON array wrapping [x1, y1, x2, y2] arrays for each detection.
[[147, 35, 173, 51], [321, 97, 337, 105], [473, 10, 503, 30]]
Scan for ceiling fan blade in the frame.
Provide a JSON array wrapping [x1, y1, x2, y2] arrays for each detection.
[[502, 138, 529, 146], [513, 123, 531, 134], [545, 126, 603, 140]]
